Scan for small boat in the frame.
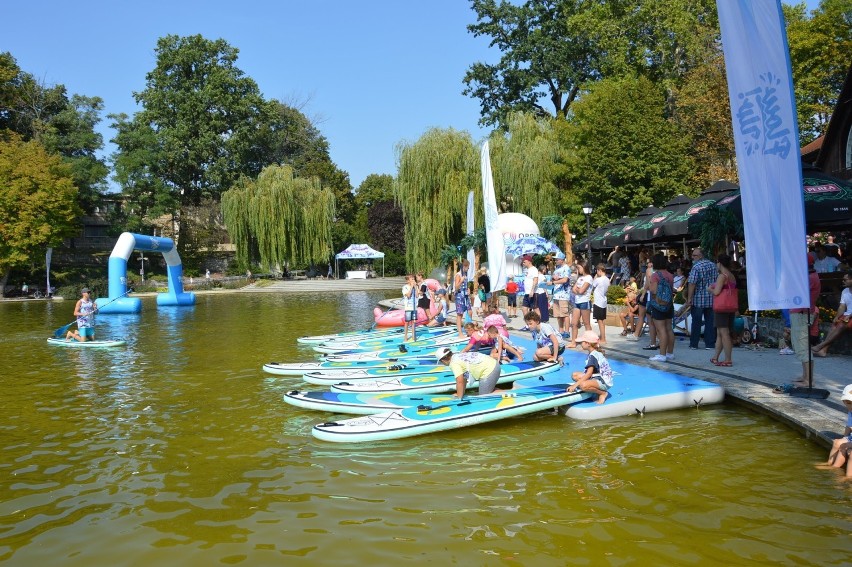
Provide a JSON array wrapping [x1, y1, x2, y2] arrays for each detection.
[[311, 384, 592, 442], [47, 337, 127, 348]]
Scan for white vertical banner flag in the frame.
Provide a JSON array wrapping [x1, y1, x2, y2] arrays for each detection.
[[717, 0, 809, 310], [45, 247, 53, 296], [481, 141, 507, 292], [466, 191, 476, 281]]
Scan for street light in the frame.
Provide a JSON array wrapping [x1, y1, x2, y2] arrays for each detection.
[[582, 203, 594, 265]]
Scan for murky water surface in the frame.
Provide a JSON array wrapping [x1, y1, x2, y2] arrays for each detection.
[[1, 292, 850, 565]]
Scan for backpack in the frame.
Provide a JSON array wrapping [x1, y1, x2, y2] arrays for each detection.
[[651, 274, 673, 309]]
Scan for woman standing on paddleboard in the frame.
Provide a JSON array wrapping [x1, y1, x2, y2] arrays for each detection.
[[66, 288, 98, 342]]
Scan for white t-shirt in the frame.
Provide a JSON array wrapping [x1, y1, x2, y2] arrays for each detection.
[[524, 265, 540, 297], [573, 275, 593, 304], [591, 275, 610, 309], [402, 284, 416, 311], [841, 287, 852, 317]]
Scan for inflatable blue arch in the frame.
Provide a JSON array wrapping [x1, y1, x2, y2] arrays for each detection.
[[96, 232, 196, 314]]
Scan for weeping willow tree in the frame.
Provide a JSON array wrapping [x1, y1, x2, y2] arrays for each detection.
[[222, 165, 335, 271], [394, 128, 480, 270], [489, 112, 560, 221]]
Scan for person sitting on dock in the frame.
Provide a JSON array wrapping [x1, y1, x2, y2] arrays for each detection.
[[812, 271, 852, 358], [523, 310, 564, 364], [435, 346, 501, 400], [567, 330, 613, 404], [823, 384, 852, 478]]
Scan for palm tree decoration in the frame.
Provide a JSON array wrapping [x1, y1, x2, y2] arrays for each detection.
[[439, 244, 461, 293], [696, 205, 744, 257], [540, 214, 573, 263], [460, 227, 487, 273]]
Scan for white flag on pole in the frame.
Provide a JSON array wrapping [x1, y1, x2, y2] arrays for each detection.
[[481, 141, 507, 292], [466, 191, 476, 281], [717, 0, 809, 310]]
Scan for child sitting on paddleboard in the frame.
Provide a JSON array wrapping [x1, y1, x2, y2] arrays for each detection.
[[824, 384, 852, 478], [523, 310, 564, 364], [427, 289, 449, 327], [486, 325, 524, 363], [567, 330, 613, 404]]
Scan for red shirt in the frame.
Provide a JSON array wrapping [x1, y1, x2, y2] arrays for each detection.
[[791, 270, 821, 313]]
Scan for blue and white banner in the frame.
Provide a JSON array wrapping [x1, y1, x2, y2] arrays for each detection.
[[718, 0, 809, 310], [481, 141, 507, 292], [466, 191, 476, 281]]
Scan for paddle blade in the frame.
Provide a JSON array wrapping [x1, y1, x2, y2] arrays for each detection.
[[53, 321, 75, 339]]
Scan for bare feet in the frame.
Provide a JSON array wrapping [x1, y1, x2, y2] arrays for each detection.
[[812, 348, 827, 357], [566, 342, 577, 349], [596, 393, 608, 404]]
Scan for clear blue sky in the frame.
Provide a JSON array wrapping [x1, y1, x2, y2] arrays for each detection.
[[3, 0, 493, 190], [3, 0, 822, 191]]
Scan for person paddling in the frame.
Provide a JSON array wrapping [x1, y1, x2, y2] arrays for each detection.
[[65, 287, 98, 342]]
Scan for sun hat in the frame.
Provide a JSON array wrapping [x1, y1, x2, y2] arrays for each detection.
[[577, 330, 600, 344], [842, 384, 852, 402], [434, 347, 453, 362], [81, 287, 90, 294]]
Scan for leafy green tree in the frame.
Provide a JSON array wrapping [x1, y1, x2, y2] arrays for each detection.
[[0, 132, 81, 292], [0, 52, 108, 213], [563, 75, 695, 226], [394, 128, 479, 271], [785, 0, 852, 142], [113, 35, 269, 253], [352, 174, 395, 242], [221, 165, 335, 271], [463, 0, 720, 128], [366, 200, 406, 255]]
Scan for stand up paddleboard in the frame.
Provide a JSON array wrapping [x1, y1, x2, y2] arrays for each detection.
[[312, 329, 464, 354], [47, 338, 127, 348], [325, 360, 562, 394], [312, 385, 593, 442], [262, 357, 438, 376]]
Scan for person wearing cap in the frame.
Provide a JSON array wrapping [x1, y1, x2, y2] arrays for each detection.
[[454, 259, 472, 338], [519, 254, 539, 330], [65, 287, 98, 342], [812, 270, 852, 358], [788, 253, 822, 384], [551, 252, 572, 339], [566, 330, 613, 404], [434, 346, 501, 399], [824, 384, 852, 478]]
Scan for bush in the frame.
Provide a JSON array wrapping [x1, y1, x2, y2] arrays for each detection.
[[607, 284, 627, 306]]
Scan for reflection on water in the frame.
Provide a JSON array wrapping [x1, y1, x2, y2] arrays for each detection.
[[1, 293, 850, 565]]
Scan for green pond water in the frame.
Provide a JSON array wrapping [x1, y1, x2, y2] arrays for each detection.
[[1, 292, 850, 566]]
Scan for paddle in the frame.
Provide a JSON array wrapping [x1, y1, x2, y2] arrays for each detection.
[[52, 288, 133, 338]]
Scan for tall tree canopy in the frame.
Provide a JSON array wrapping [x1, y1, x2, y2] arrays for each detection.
[[0, 132, 80, 289], [488, 112, 561, 220], [463, 0, 720, 128], [0, 52, 108, 213], [111, 35, 269, 253], [785, 0, 852, 142], [221, 165, 335, 271], [562, 75, 695, 226], [394, 128, 479, 270]]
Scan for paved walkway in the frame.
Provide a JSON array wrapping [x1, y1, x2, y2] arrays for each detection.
[[499, 316, 849, 449], [240, 276, 406, 293]]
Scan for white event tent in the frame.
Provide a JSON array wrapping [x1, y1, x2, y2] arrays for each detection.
[[335, 244, 385, 279]]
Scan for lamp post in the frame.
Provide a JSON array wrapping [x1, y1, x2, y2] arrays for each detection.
[[582, 203, 594, 265]]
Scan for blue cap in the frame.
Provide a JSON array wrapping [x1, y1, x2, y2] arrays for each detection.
[[555, 251, 566, 260]]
